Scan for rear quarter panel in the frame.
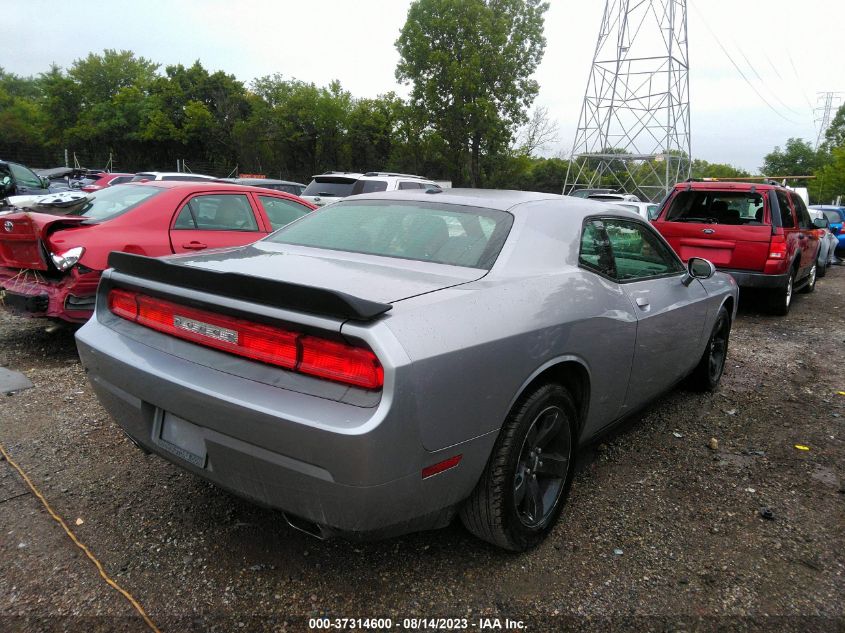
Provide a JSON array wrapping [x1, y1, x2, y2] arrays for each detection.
[[372, 269, 639, 451]]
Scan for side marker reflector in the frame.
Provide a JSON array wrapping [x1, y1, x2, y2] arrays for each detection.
[[422, 454, 462, 479]]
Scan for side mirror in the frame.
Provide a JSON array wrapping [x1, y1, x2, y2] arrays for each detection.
[[0, 175, 12, 195], [813, 217, 829, 229], [831, 225, 840, 235], [40, 176, 51, 189], [682, 257, 716, 286]]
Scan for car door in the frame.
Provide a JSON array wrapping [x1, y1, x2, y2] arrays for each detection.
[[602, 218, 708, 408], [169, 193, 266, 253], [790, 193, 820, 275], [8, 162, 49, 195]]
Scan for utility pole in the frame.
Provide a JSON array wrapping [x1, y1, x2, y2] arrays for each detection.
[[564, 0, 691, 202], [815, 91, 843, 148]]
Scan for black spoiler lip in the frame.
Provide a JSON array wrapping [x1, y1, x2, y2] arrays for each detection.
[[107, 252, 392, 321]]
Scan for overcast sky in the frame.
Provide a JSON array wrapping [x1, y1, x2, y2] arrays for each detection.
[[3, 0, 844, 172]]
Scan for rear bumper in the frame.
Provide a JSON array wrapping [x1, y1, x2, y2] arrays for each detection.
[[75, 317, 495, 539], [718, 268, 788, 289], [0, 267, 99, 322]]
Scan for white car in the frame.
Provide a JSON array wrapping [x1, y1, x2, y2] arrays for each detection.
[[301, 172, 440, 207], [130, 172, 219, 183], [611, 201, 661, 221]]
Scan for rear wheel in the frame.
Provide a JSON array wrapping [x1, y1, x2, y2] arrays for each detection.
[[802, 264, 817, 293], [688, 306, 731, 391], [460, 383, 577, 551], [816, 256, 827, 278], [769, 269, 795, 316]]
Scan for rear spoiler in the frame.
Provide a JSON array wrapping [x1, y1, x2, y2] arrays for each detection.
[[107, 252, 392, 321]]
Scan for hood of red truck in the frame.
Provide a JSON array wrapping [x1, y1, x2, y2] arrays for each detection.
[[0, 212, 88, 270]]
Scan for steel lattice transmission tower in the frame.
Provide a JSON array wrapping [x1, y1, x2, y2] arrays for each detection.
[[814, 91, 843, 148], [564, 0, 691, 202]]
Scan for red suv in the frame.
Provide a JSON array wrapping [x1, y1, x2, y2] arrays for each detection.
[[652, 181, 820, 315]]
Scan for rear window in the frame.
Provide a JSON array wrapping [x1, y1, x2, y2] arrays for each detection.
[[351, 180, 388, 195], [130, 173, 155, 182], [302, 177, 357, 197], [264, 200, 513, 269], [67, 184, 162, 221], [665, 190, 766, 225]]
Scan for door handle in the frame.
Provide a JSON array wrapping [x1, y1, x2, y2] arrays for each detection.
[[635, 297, 649, 308], [181, 242, 207, 250], [798, 233, 807, 239]]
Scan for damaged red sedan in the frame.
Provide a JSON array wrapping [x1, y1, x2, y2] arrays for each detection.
[[0, 181, 315, 323]]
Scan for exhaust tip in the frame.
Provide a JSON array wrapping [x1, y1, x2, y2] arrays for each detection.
[[283, 512, 329, 540]]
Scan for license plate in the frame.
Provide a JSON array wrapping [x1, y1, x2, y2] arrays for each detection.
[[158, 411, 207, 468]]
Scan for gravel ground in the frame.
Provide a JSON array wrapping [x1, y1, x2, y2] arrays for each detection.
[[1, 269, 844, 633]]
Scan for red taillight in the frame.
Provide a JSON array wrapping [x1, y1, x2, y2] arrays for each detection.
[[768, 235, 787, 260], [422, 454, 463, 479], [108, 288, 138, 320], [299, 335, 384, 389], [107, 288, 382, 389]]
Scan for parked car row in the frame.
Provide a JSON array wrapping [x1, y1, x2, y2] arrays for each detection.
[[1, 169, 838, 551]]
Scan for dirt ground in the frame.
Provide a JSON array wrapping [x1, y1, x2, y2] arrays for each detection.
[[1, 268, 843, 633]]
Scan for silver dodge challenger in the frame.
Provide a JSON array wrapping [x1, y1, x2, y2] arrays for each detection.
[[76, 189, 738, 551]]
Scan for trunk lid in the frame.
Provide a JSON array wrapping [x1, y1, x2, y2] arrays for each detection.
[[165, 241, 485, 305], [0, 212, 87, 270], [656, 221, 773, 271]]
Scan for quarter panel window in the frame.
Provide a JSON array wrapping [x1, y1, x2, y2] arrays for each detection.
[[259, 195, 310, 230], [579, 220, 617, 278]]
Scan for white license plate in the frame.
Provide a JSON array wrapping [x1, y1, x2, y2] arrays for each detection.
[[158, 411, 207, 468]]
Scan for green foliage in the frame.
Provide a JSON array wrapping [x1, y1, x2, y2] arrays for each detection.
[[690, 159, 749, 179], [761, 138, 821, 177], [396, 0, 549, 186]]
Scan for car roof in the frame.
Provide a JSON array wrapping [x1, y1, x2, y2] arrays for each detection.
[[229, 178, 305, 186], [136, 171, 217, 178], [674, 181, 781, 192], [332, 188, 644, 219], [121, 181, 307, 196]]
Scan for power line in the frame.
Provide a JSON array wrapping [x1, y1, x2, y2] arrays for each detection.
[[690, 0, 800, 125]]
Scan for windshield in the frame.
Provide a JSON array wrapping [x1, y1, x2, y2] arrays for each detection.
[[822, 210, 843, 224], [264, 200, 513, 269], [665, 191, 765, 225], [68, 184, 162, 221], [302, 177, 357, 197]]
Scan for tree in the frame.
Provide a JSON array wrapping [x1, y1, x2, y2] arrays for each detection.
[[761, 138, 821, 177], [514, 106, 559, 156], [690, 159, 749, 179], [396, 0, 549, 186]]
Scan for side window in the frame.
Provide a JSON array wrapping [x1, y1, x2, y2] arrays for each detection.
[[8, 163, 42, 188], [187, 195, 258, 231], [790, 194, 813, 229], [603, 219, 683, 281], [259, 195, 310, 230], [776, 191, 795, 228], [398, 181, 423, 190], [110, 176, 132, 185], [579, 220, 617, 278]]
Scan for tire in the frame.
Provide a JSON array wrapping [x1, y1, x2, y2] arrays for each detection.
[[769, 268, 795, 316], [801, 264, 817, 293], [460, 383, 577, 551], [687, 306, 731, 392], [816, 257, 827, 278]]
